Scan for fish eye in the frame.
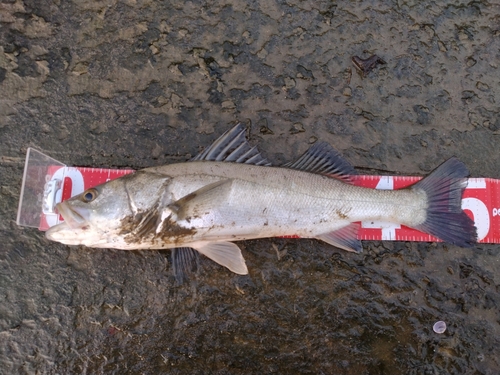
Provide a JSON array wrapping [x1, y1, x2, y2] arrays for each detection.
[[81, 188, 98, 203]]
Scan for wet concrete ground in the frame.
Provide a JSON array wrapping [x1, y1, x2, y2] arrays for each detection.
[[1, 0, 500, 373]]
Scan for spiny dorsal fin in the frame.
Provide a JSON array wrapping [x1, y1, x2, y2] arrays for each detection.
[[284, 142, 357, 183], [192, 123, 271, 166]]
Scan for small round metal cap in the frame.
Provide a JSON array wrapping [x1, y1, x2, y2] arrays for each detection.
[[433, 321, 447, 334]]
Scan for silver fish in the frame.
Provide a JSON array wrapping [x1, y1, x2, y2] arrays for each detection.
[[46, 123, 477, 275]]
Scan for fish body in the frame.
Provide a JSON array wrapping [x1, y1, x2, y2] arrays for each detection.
[[47, 124, 477, 275]]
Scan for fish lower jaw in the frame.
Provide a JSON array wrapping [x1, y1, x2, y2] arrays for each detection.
[[45, 222, 113, 247]]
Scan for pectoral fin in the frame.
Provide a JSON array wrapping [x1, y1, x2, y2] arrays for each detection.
[[168, 179, 233, 221], [316, 223, 362, 253], [193, 241, 248, 275]]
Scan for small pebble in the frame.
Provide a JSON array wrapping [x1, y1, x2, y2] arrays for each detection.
[[342, 87, 352, 96], [433, 321, 446, 334]]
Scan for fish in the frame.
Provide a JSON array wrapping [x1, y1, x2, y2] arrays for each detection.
[[46, 123, 477, 277]]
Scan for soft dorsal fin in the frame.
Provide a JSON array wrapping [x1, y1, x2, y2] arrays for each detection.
[[284, 142, 357, 183], [192, 123, 271, 166]]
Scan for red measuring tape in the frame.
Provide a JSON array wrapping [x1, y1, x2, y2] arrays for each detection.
[[39, 166, 500, 244]]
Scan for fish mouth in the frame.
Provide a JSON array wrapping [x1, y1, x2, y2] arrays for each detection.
[[55, 201, 87, 229], [45, 202, 92, 244], [45, 221, 86, 244]]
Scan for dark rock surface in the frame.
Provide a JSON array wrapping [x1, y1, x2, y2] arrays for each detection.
[[1, 0, 499, 373]]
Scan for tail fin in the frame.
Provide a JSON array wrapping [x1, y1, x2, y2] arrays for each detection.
[[412, 157, 477, 247]]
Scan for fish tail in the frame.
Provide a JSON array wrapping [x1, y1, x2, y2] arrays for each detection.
[[412, 157, 477, 247]]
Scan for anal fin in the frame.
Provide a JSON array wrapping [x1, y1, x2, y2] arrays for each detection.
[[193, 241, 248, 275], [316, 223, 362, 253]]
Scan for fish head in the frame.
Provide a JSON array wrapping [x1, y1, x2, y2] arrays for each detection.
[[45, 171, 171, 247]]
